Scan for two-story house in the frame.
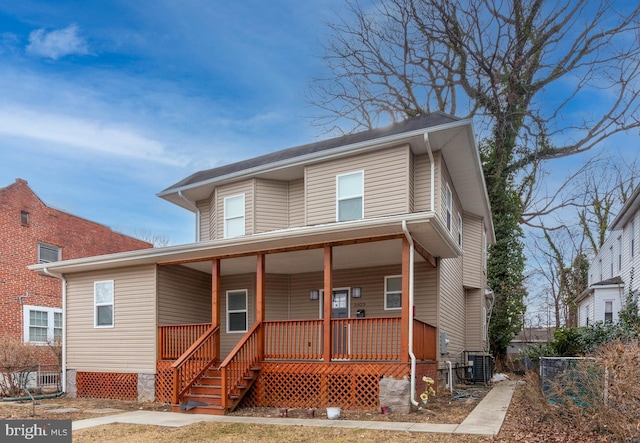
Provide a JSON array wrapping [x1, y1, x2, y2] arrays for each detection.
[[0, 178, 152, 368], [30, 112, 495, 413], [576, 185, 640, 326]]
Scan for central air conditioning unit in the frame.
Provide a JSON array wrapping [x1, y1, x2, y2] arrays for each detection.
[[467, 354, 494, 384]]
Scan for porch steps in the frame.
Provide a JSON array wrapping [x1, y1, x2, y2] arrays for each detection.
[[172, 366, 260, 415]]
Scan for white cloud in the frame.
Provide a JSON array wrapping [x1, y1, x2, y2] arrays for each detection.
[[26, 24, 89, 60], [0, 106, 187, 166]]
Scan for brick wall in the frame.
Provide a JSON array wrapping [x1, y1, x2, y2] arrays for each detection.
[[0, 179, 152, 351]]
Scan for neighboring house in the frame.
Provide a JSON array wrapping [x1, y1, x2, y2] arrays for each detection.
[[0, 179, 153, 366], [576, 185, 640, 326], [508, 327, 555, 356], [29, 113, 495, 414]]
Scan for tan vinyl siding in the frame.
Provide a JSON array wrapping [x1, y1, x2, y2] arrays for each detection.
[[287, 264, 437, 321], [196, 199, 210, 241], [157, 265, 211, 325], [462, 214, 484, 289], [438, 257, 466, 361], [209, 190, 217, 240], [288, 179, 304, 228], [220, 273, 255, 356], [265, 274, 290, 320], [65, 265, 157, 373], [305, 145, 412, 225], [255, 179, 288, 233], [413, 153, 433, 212], [216, 181, 254, 238], [465, 288, 484, 351]]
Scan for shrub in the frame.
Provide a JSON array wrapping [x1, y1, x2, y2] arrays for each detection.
[[0, 337, 40, 397]]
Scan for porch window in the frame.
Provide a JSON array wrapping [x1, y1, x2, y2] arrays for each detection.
[[384, 276, 402, 310], [227, 289, 248, 333], [604, 301, 613, 323], [23, 305, 62, 343], [224, 194, 245, 238], [38, 242, 60, 263], [336, 171, 364, 222], [94, 280, 114, 328], [445, 184, 452, 231]]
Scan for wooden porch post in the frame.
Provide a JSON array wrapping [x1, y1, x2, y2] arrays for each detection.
[[401, 237, 410, 363], [323, 245, 333, 362], [256, 253, 265, 358], [211, 259, 221, 360]]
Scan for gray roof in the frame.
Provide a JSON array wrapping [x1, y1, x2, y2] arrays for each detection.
[[162, 112, 459, 193]]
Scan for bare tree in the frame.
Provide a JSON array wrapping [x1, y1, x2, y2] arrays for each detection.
[[311, 0, 640, 176]]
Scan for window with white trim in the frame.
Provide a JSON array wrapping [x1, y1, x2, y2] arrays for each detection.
[[38, 242, 60, 263], [457, 214, 463, 247], [23, 305, 62, 343], [604, 300, 613, 323], [617, 236, 622, 271], [94, 280, 114, 328], [227, 289, 248, 333], [631, 219, 635, 258], [384, 276, 402, 310], [609, 246, 614, 278], [224, 194, 245, 238], [445, 184, 452, 231], [336, 171, 364, 222]]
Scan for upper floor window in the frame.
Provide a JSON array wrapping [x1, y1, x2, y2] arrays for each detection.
[[23, 305, 62, 344], [445, 184, 452, 231], [609, 246, 614, 278], [20, 210, 29, 225], [384, 275, 402, 310], [94, 280, 114, 328], [227, 289, 248, 333], [38, 242, 60, 264], [336, 171, 364, 222], [598, 259, 602, 282], [457, 214, 463, 247], [617, 236, 622, 271], [224, 194, 245, 238]]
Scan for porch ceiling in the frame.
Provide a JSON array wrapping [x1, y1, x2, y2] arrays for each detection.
[[183, 238, 421, 275]]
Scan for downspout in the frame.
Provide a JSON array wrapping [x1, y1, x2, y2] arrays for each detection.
[[424, 133, 435, 213], [178, 190, 200, 242], [43, 267, 66, 394], [402, 220, 419, 407]]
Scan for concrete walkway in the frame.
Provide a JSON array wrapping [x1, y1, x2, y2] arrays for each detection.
[[72, 380, 517, 437]]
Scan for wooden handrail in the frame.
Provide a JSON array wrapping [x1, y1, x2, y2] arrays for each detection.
[[219, 322, 262, 411], [332, 317, 402, 360], [171, 325, 219, 404], [263, 319, 323, 360], [158, 323, 211, 360]]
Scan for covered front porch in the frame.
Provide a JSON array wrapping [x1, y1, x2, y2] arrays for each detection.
[[154, 235, 440, 414]]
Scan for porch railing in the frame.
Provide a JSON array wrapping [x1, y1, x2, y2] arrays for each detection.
[[219, 322, 262, 410], [332, 317, 402, 360], [159, 323, 211, 360], [413, 318, 437, 361], [171, 325, 219, 404], [264, 320, 323, 360]]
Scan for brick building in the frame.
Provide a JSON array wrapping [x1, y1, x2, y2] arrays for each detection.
[[0, 178, 152, 363]]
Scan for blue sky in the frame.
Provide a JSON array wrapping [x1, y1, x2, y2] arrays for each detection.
[[0, 0, 637, 251], [0, 0, 342, 244]]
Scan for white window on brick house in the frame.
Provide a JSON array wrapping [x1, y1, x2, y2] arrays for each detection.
[[224, 194, 245, 238], [94, 280, 114, 328], [604, 300, 613, 323], [38, 242, 60, 263], [227, 289, 248, 333], [336, 171, 364, 222], [23, 305, 62, 344]]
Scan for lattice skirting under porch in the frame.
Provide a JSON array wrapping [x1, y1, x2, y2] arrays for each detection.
[[155, 360, 173, 403], [240, 361, 437, 411], [76, 372, 138, 400]]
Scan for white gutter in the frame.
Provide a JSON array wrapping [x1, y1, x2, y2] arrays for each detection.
[[402, 220, 419, 407], [423, 133, 435, 213], [43, 267, 66, 393], [178, 190, 200, 242]]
